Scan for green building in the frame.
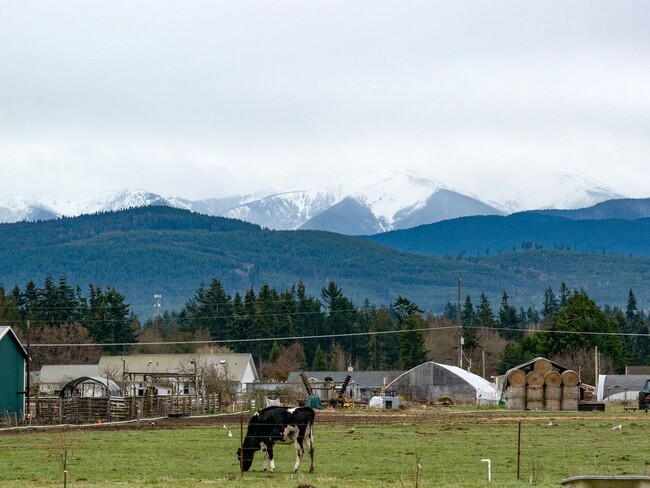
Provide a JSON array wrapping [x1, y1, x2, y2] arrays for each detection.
[[0, 326, 28, 419]]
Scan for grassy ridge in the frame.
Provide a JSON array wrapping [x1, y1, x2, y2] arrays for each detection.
[[1, 408, 649, 487]]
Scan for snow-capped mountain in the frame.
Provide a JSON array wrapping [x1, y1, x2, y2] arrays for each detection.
[[166, 193, 266, 216], [0, 169, 638, 233], [223, 187, 344, 230], [0, 194, 60, 223], [222, 171, 504, 234], [299, 172, 503, 234], [77, 189, 172, 215], [488, 169, 625, 213]]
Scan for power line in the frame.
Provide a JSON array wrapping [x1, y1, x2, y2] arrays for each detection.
[[26, 324, 650, 348]]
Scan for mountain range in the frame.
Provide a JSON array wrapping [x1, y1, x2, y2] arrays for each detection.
[[0, 170, 638, 234]]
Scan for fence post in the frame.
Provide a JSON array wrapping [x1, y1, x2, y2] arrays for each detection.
[[517, 418, 522, 480]]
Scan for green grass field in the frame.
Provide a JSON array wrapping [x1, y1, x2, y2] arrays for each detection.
[[1, 407, 649, 487]]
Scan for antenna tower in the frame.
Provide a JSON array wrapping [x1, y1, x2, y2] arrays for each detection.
[[153, 294, 162, 318]]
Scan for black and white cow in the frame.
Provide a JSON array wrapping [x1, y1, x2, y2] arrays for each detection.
[[236, 406, 315, 473]]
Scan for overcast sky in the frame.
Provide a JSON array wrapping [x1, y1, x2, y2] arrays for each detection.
[[1, 1, 649, 203]]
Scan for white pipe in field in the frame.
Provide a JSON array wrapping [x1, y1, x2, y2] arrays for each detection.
[[480, 459, 491, 482]]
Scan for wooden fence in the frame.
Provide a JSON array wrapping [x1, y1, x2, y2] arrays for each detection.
[[34, 393, 223, 425]]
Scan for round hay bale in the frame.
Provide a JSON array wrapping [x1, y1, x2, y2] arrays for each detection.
[[545, 386, 562, 412], [545, 399, 561, 411], [526, 370, 544, 387], [526, 399, 544, 410], [527, 385, 544, 401], [561, 370, 580, 387], [561, 398, 578, 411], [533, 358, 553, 375], [527, 385, 544, 410], [508, 369, 526, 387], [544, 370, 562, 387], [562, 385, 580, 400], [506, 385, 526, 410], [546, 385, 562, 400]]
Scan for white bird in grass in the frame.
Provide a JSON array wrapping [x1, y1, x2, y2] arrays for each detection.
[[612, 424, 622, 430], [228, 430, 233, 437], [223, 424, 228, 429]]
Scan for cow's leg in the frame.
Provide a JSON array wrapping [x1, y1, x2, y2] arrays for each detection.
[[260, 442, 269, 471], [268, 446, 275, 472], [293, 437, 304, 473], [305, 425, 314, 472]]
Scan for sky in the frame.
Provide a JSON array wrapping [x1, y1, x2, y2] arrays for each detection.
[[1, 1, 649, 205]]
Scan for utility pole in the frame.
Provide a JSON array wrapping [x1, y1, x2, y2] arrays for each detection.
[[457, 274, 463, 368], [25, 320, 31, 424], [482, 349, 486, 379], [594, 346, 599, 386]]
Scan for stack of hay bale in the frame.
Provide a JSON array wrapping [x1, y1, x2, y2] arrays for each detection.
[[505, 358, 580, 411]]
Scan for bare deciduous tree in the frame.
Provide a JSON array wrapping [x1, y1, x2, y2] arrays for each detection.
[[29, 323, 101, 370], [550, 348, 614, 386], [266, 343, 305, 382]]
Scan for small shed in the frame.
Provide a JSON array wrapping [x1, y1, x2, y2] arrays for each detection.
[[0, 326, 28, 419], [60, 376, 122, 398], [386, 362, 499, 405]]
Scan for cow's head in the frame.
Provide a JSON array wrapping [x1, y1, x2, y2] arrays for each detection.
[[236, 447, 255, 471]]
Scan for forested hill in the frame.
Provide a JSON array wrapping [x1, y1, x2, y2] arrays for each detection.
[[0, 206, 259, 249], [1, 207, 650, 318], [365, 213, 650, 258]]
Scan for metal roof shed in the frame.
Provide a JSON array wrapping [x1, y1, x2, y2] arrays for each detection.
[[0, 326, 28, 419], [60, 376, 122, 398], [386, 361, 499, 405]]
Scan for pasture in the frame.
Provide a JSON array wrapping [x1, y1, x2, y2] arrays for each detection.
[[1, 407, 649, 487]]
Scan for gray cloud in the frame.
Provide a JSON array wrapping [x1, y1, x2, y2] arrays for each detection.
[[1, 1, 649, 202]]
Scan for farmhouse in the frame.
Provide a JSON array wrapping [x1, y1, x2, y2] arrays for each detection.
[[0, 326, 28, 420], [386, 361, 499, 405], [37, 352, 259, 398], [100, 352, 258, 396]]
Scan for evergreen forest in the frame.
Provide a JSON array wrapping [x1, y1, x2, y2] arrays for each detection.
[[2, 276, 648, 383]]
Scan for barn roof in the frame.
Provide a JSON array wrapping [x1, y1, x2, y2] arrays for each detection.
[[435, 363, 500, 402], [503, 357, 572, 388], [40, 364, 101, 385], [0, 326, 28, 358]]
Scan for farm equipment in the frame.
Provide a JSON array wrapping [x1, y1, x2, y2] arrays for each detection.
[[329, 374, 352, 408], [638, 379, 650, 411], [300, 372, 323, 409]]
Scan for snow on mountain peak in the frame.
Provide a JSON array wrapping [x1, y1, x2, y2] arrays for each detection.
[[0, 169, 638, 230], [535, 170, 624, 210], [80, 189, 170, 214], [352, 171, 446, 225]]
